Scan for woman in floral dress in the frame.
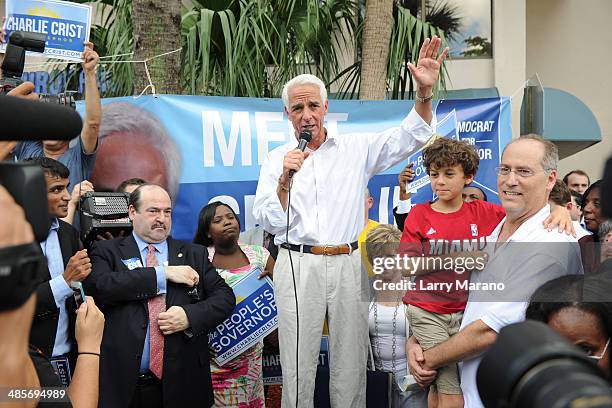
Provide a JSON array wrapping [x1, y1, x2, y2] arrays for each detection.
[[194, 201, 274, 407]]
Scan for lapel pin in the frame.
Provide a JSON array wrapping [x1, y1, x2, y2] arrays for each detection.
[[178, 253, 183, 258]]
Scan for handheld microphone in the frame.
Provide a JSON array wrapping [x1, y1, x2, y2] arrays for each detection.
[[288, 129, 312, 178]]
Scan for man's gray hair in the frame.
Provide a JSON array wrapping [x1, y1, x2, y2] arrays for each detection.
[[507, 134, 559, 173], [599, 219, 612, 241], [281, 74, 328, 109], [99, 102, 182, 199]]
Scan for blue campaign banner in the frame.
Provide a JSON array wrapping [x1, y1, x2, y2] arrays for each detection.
[[405, 98, 512, 205], [208, 267, 278, 366], [87, 94, 512, 239], [1, 0, 92, 61]]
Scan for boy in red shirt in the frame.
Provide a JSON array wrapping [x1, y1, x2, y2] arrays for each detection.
[[399, 138, 569, 408]]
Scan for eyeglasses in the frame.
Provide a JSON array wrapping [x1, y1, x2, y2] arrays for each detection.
[[495, 166, 551, 178], [586, 338, 610, 361]]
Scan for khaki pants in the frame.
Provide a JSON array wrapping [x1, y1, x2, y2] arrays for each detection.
[[406, 305, 463, 394], [275, 248, 369, 408]]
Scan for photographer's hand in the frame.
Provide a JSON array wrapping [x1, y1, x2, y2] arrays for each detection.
[[75, 296, 105, 354], [96, 231, 119, 241], [62, 180, 94, 225], [0, 140, 17, 161], [6, 81, 39, 101], [0, 185, 34, 248], [70, 297, 104, 407]]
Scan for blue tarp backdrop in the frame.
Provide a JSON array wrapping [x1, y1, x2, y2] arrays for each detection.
[[81, 95, 512, 241]]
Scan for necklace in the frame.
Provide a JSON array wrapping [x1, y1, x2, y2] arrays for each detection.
[[372, 292, 403, 379]]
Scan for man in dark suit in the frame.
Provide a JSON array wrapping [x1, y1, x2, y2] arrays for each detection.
[[84, 184, 235, 408], [26, 157, 92, 381]]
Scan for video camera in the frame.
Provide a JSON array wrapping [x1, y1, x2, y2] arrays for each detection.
[[477, 320, 612, 408], [0, 30, 77, 108], [80, 192, 133, 248]]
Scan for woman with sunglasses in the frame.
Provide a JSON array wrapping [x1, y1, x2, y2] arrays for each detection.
[[525, 274, 611, 380]]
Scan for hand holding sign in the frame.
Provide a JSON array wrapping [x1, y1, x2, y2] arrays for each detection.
[[398, 163, 416, 200], [1, 0, 93, 61], [82, 41, 98, 70]]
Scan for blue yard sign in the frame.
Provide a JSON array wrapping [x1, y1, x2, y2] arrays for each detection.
[[2, 0, 92, 61], [208, 267, 278, 366]]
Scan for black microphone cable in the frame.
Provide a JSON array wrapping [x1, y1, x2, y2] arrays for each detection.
[[284, 129, 311, 408], [285, 175, 300, 408]]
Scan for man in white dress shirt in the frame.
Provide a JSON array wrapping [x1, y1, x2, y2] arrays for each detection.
[[407, 135, 583, 408], [253, 37, 448, 407]]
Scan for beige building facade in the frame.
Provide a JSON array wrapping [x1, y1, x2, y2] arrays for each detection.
[[445, 0, 610, 181]]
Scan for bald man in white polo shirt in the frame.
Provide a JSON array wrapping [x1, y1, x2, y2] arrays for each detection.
[[407, 135, 583, 408]]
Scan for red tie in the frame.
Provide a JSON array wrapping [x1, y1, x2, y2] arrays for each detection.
[[146, 244, 165, 379]]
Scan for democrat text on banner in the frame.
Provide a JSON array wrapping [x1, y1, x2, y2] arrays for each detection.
[[84, 95, 512, 239], [400, 98, 512, 205], [1, 0, 92, 61], [208, 267, 278, 366]]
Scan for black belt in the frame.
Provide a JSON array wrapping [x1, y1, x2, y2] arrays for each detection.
[[280, 241, 358, 256]]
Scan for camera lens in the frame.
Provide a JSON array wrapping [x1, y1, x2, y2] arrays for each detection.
[[477, 321, 612, 408]]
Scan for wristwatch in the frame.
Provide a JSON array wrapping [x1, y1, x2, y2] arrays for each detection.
[[415, 92, 434, 103]]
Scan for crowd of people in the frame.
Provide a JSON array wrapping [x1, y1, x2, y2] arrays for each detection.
[[1, 34, 610, 408]]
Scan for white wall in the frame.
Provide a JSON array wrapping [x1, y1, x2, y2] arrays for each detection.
[[442, 0, 528, 138], [493, 0, 527, 139], [444, 59, 494, 90], [526, 0, 612, 180]]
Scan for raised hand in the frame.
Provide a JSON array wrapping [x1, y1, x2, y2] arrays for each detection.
[[81, 42, 99, 73], [407, 36, 449, 94]]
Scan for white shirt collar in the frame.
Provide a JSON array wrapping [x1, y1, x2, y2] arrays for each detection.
[[490, 204, 551, 243]]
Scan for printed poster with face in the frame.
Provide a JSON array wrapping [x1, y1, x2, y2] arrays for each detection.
[[82, 95, 512, 238]]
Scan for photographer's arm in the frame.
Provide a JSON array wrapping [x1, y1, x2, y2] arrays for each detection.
[[80, 43, 101, 154], [69, 297, 104, 408], [0, 185, 40, 400], [0, 141, 17, 161]]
